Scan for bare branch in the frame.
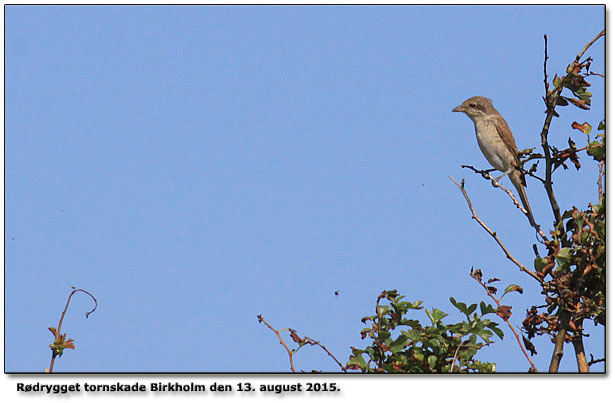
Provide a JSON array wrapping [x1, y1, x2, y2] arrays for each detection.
[[575, 30, 605, 62], [541, 34, 562, 226], [449, 176, 543, 284], [293, 334, 347, 372], [257, 315, 346, 373], [449, 339, 465, 373], [257, 315, 296, 372], [461, 165, 548, 241], [587, 354, 606, 367], [597, 160, 604, 201]]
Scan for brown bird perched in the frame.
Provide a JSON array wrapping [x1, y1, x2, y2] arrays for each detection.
[[452, 96, 537, 228]]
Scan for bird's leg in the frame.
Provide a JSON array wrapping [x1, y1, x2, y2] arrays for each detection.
[[495, 169, 512, 183]]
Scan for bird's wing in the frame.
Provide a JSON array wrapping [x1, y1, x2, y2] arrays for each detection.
[[494, 116, 519, 155], [494, 116, 526, 186]]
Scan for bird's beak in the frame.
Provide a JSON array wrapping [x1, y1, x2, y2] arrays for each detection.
[[452, 105, 465, 113]]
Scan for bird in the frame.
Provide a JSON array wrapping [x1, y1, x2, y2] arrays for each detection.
[[452, 96, 537, 228]]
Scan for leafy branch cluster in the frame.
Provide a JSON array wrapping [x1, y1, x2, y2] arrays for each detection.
[[346, 290, 502, 373], [526, 193, 605, 350], [519, 31, 605, 372]]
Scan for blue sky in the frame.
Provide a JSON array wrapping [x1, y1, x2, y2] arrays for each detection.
[[5, 5, 605, 373]]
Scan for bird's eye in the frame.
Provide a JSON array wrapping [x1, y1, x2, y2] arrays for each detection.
[[469, 103, 476, 108]]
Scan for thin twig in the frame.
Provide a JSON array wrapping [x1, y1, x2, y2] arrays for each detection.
[[257, 315, 296, 372], [587, 354, 606, 367], [587, 71, 604, 78], [257, 315, 347, 373], [597, 160, 604, 201], [543, 34, 550, 100], [471, 271, 538, 372], [461, 165, 548, 241], [557, 143, 602, 160], [575, 30, 605, 62], [449, 339, 465, 373], [450, 176, 544, 284], [541, 34, 562, 226], [294, 335, 348, 372]]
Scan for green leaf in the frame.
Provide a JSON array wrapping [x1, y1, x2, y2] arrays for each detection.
[[480, 302, 497, 316], [377, 331, 391, 343], [429, 308, 448, 323], [380, 290, 399, 300], [587, 140, 605, 161], [427, 355, 437, 370], [347, 353, 367, 368], [476, 328, 493, 343], [552, 74, 562, 88], [377, 305, 391, 317], [487, 322, 504, 340], [502, 284, 524, 298], [404, 329, 422, 342], [534, 256, 548, 273], [555, 248, 571, 265], [399, 318, 421, 328], [388, 335, 408, 353], [574, 89, 592, 101], [450, 299, 469, 315]]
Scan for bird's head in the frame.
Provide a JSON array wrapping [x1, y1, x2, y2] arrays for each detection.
[[452, 96, 495, 122]]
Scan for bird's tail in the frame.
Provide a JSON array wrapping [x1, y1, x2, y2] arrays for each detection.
[[509, 171, 537, 228]]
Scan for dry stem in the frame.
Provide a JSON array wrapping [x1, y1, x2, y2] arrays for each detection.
[[461, 165, 548, 241], [257, 314, 346, 372], [449, 176, 543, 284]]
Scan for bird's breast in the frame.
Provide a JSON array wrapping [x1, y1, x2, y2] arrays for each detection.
[[473, 120, 514, 172]]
